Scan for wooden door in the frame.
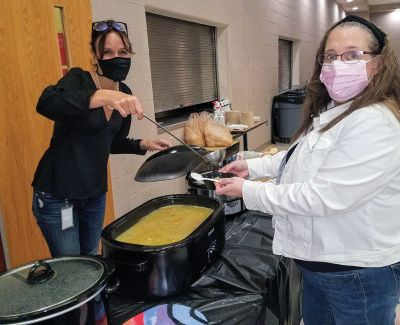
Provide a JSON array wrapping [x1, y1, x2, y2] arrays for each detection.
[[0, 0, 115, 268]]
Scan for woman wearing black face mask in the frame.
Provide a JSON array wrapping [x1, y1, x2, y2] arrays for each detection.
[[31, 20, 172, 257]]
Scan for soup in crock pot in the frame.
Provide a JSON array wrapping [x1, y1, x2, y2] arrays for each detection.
[[115, 205, 213, 245]]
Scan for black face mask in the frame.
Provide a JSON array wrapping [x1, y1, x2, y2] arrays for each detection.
[[97, 57, 131, 82]]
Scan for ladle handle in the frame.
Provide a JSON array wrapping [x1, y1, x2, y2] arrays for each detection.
[[142, 114, 212, 166], [203, 178, 220, 183]]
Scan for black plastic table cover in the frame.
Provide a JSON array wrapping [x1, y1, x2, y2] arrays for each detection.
[[106, 210, 300, 325]]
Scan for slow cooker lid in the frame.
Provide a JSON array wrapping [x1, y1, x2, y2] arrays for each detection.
[[135, 145, 213, 182], [0, 256, 109, 323]]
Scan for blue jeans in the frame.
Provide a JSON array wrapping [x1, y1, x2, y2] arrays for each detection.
[[298, 262, 400, 325], [32, 190, 106, 257]]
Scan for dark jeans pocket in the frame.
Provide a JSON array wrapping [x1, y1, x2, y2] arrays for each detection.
[[390, 261, 400, 297], [32, 191, 44, 219], [32, 191, 65, 224], [32, 192, 38, 218]]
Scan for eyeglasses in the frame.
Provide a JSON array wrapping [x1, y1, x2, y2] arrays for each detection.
[[317, 50, 378, 65], [92, 21, 128, 35]]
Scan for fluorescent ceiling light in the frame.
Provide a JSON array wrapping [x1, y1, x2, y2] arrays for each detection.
[[353, 6, 359, 10], [346, 0, 353, 2]]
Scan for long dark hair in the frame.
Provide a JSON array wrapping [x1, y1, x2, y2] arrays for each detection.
[[293, 21, 400, 141]]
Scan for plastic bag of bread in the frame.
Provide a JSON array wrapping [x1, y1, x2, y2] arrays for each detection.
[[204, 118, 233, 147], [184, 113, 205, 147], [198, 111, 211, 130]]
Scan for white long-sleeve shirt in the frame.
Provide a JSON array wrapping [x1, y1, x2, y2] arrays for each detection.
[[243, 101, 400, 267]]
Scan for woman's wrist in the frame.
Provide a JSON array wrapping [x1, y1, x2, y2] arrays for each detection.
[[139, 140, 148, 151], [89, 89, 107, 109]]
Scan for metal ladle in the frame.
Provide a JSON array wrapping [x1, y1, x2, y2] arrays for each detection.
[[142, 114, 218, 167]]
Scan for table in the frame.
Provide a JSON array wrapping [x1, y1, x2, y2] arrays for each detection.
[[230, 120, 267, 151], [106, 210, 300, 325]]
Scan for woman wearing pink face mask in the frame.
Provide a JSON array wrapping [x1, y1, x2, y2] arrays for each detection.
[[216, 15, 400, 324]]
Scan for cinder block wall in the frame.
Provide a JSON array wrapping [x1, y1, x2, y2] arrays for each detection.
[[91, 0, 344, 218], [370, 11, 400, 60]]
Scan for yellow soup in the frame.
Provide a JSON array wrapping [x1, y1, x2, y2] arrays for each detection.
[[115, 205, 213, 246]]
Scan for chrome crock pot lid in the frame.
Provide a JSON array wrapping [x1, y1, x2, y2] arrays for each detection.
[[0, 256, 108, 323]]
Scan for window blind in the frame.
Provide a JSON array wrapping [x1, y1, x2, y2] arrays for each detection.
[[278, 39, 292, 92], [146, 13, 218, 115]]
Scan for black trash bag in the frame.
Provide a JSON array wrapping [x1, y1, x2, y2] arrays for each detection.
[[107, 289, 267, 325], [266, 256, 302, 325]]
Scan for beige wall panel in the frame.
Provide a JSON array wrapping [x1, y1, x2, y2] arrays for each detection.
[[371, 11, 400, 60]]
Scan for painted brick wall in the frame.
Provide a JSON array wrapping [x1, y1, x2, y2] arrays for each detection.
[[370, 11, 400, 60]]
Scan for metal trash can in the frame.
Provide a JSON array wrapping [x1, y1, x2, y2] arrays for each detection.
[[272, 89, 305, 143]]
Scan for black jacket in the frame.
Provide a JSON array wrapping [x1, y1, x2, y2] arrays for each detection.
[[32, 67, 146, 199]]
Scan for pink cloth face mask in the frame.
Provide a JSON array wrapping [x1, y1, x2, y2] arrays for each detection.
[[320, 60, 370, 102]]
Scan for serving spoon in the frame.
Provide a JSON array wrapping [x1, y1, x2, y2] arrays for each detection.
[[190, 172, 220, 183]]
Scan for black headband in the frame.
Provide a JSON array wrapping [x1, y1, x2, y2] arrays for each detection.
[[332, 15, 387, 53]]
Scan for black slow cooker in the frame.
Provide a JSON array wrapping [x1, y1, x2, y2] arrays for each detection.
[[0, 256, 116, 324], [101, 194, 224, 298], [186, 171, 245, 216]]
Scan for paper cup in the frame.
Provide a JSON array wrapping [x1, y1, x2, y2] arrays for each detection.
[[241, 112, 254, 127], [224, 111, 241, 124]]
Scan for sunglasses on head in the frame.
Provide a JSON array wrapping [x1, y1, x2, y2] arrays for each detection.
[[92, 21, 128, 35]]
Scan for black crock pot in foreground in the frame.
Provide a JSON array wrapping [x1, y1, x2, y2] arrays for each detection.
[[0, 256, 116, 325], [101, 194, 224, 298]]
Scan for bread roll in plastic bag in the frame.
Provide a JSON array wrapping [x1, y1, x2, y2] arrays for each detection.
[[198, 111, 211, 130], [204, 118, 233, 147], [184, 113, 205, 147]]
